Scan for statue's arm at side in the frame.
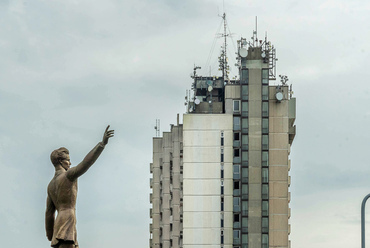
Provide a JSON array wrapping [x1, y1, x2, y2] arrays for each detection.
[[45, 196, 55, 241], [66, 142, 105, 180]]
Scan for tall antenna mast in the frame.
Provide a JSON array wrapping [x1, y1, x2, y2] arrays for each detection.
[[218, 13, 229, 80]]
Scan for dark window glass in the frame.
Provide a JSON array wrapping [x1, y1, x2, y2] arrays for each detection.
[[234, 100, 240, 112]]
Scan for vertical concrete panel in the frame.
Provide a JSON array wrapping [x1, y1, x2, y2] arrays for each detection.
[[248, 65, 263, 248]]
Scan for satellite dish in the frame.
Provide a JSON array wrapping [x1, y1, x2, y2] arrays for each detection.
[[239, 47, 248, 58], [261, 51, 266, 58], [194, 98, 200, 105], [208, 86, 213, 92], [275, 92, 283, 101]]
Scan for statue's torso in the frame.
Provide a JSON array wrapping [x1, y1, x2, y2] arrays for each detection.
[[48, 170, 78, 245]]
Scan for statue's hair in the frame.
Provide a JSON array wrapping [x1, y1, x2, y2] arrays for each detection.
[[50, 147, 69, 167]]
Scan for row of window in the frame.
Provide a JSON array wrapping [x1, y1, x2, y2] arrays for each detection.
[[232, 233, 269, 247], [233, 167, 269, 183], [239, 69, 268, 84], [233, 116, 269, 132], [232, 86, 269, 104]]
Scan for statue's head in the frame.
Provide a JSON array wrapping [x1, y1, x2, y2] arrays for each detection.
[[50, 147, 70, 168]]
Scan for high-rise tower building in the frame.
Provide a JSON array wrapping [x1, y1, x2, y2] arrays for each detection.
[[150, 19, 296, 248]]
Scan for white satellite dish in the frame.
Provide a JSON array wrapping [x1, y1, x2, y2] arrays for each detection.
[[261, 51, 266, 58], [275, 92, 283, 101], [239, 47, 248, 58], [194, 98, 200, 105], [208, 85, 213, 92]]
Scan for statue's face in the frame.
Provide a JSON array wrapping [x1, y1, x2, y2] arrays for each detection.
[[60, 155, 71, 170]]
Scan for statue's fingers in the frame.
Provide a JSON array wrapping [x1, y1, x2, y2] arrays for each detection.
[[105, 125, 110, 132]]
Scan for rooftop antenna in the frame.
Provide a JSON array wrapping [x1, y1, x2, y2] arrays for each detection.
[[154, 119, 160, 137], [218, 12, 230, 80], [255, 16, 258, 45]]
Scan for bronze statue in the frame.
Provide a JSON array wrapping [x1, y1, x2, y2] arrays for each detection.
[[45, 126, 114, 248]]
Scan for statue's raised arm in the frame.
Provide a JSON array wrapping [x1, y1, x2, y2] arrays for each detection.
[[66, 125, 114, 180]]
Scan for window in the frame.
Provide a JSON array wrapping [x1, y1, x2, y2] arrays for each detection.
[[234, 181, 240, 189], [242, 151, 248, 166], [234, 213, 240, 222], [242, 184, 248, 200], [262, 217, 269, 233], [262, 234, 269, 248], [242, 135, 248, 150], [221, 197, 224, 211], [262, 151, 268, 167], [234, 117, 241, 131], [221, 218, 224, 228], [262, 201, 269, 216], [242, 118, 248, 133], [262, 102, 269, 117], [233, 197, 240, 212], [221, 148, 224, 162], [242, 217, 248, 233], [242, 85, 248, 100], [262, 168, 268, 183], [233, 164, 240, 180], [242, 102, 249, 117], [262, 118, 268, 134], [262, 85, 269, 100], [234, 149, 240, 157], [221, 185, 224, 195], [242, 201, 248, 216], [262, 69, 269, 85], [242, 168, 248, 183], [234, 181, 240, 196], [242, 234, 248, 246], [233, 100, 241, 113], [234, 132, 240, 147], [241, 69, 249, 84], [262, 135, 269, 150], [221, 169, 224, 178], [262, 184, 269, 200], [233, 230, 241, 244], [234, 213, 241, 228], [234, 149, 241, 163]]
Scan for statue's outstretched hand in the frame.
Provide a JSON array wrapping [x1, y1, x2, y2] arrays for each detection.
[[102, 125, 114, 145]]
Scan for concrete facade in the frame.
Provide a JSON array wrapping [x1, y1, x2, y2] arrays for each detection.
[[183, 114, 233, 247], [150, 123, 183, 248]]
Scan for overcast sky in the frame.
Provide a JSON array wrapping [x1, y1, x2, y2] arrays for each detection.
[[1, 0, 370, 247]]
